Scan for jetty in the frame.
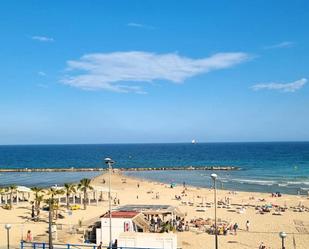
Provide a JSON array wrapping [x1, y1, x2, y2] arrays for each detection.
[[0, 166, 240, 172]]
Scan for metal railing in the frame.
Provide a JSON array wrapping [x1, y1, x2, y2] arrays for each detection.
[[20, 242, 170, 249]]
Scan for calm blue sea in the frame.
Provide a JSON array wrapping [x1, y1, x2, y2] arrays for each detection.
[[0, 142, 309, 195]]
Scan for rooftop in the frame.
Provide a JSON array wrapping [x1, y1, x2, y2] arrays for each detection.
[[116, 204, 184, 216], [100, 211, 140, 219]]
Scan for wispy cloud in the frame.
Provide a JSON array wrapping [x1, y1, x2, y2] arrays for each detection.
[[38, 71, 46, 76], [127, 22, 155, 29], [251, 78, 307, 92], [264, 41, 295, 49], [62, 51, 250, 93], [32, 36, 54, 42]]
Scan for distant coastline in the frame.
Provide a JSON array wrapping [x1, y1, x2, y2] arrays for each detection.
[[1, 142, 308, 194], [0, 165, 240, 172]]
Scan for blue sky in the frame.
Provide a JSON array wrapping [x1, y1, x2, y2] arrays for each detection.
[[0, 0, 309, 144]]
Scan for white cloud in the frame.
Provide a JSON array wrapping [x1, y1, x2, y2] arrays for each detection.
[[127, 22, 154, 29], [32, 36, 54, 42], [251, 78, 307, 92], [38, 71, 46, 76], [264, 41, 295, 49], [62, 51, 249, 93]]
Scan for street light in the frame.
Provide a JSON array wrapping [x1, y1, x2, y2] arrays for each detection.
[[279, 231, 287, 249], [105, 157, 115, 249], [211, 173, 218, 249], [5, 224, 11, 249]]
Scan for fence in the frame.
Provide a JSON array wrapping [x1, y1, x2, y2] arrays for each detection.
[[20, 242, 171, 249]]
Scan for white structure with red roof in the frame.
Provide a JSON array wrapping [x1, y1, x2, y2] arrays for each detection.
[[96, 210, 148, 245]]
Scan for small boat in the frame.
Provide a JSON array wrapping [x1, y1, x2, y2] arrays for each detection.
[[191, 139, 197, 144]]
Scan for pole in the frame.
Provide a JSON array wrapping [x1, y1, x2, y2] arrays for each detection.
[[7, 228, 10, 249], [48, 200, 53, 249], [214, 178, 218, 249], [108, 162, 112, 249], [282, 237, 285, 249]]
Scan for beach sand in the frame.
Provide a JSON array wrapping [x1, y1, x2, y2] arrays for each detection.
[[1, 171, 309, 249]]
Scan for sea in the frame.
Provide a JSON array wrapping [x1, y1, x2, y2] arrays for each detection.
[[0, 142, 309, 195]]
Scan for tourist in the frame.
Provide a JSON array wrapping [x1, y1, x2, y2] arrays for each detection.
[[259, 242, 266, 249], [223, 224, 228, 235], [185, 221, 189, 231], [26, 230, 33, 242], [157, 216, 162, 228], [154, 215, 158, 232], [97, 242, 102, 249], [112, 239, 118, 249], [172, 218, 177, 229], [233, 223, 238, 235], [246, 220, 250, 231], [31, 205, 35, 220]]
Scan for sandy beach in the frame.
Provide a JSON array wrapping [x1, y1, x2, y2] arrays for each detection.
[[1, 171, 309, 249]]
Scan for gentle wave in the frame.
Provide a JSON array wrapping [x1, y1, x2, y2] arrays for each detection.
[[219, 177, 309, 187], [220, 178, 277, 186]]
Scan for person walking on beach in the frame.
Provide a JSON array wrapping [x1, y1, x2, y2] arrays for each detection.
[[259, 242, 266, 249], [233, 223, 238, 235], [31, 205, 35, 220], [246, 220, 250, 231], [97, 242, 102, 249], [26, 230, 33, 242]]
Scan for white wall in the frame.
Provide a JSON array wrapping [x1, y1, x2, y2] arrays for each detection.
[[96, 217, 135, 245], [118, 232, 177, 249]]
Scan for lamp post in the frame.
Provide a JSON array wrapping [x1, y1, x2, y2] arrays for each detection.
[[5, 224, 11, 249], [105, 157, 115, 249], [279, 231, 287, 249], [48, 198, 53, 249], [211, 173, 218, 249]]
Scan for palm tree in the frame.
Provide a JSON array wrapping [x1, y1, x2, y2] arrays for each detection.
[[45, 187, 65, 249], [78, 178, 93, 210], [34, 194, 44, 218], [31, 187, 44, 217], [0, 187, 5, 205], [8, 185, 17, 209], [64, 183, 76, 210], [46, 187, 65, 219]]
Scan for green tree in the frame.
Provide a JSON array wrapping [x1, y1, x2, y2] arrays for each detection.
[[45, 188, 63, 249], [8, 185, 17, 209], [46, 187, 65, 219], [63, 183, 76, 210], [0, 187, 6, 205], [31, 187, 44, 217], [78, 178, 93, 210]]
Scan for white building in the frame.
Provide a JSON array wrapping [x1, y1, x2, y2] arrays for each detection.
[[118, 232, 177, 249], [96, 211, 148, 246]]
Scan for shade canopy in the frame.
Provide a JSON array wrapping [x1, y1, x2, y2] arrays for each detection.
[[17, 186, 32, 192]]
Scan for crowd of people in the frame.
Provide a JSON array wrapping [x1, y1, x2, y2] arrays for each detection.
[[148, 215, 189, 232]]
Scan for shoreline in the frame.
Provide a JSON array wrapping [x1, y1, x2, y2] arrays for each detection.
[[1, 168, 308, 196], [1, 171, 309, 249], [0, 165, 240, 172], [104, 172, 308, 200]]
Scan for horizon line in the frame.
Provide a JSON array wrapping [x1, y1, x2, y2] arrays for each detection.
[[1, 140, 309, 146]]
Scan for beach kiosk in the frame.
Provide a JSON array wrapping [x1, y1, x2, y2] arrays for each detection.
[[96, 211, 148, 245]]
